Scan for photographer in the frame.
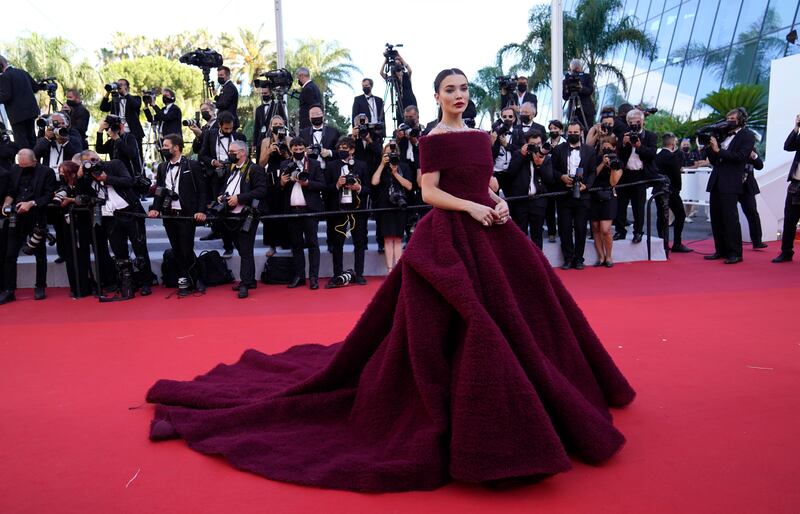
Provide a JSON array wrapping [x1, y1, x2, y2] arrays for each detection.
[[258, 115, 291, 256], [773, 114, 800, 263], [95, 115, 144, 181], [252, 84, 288, 163], [214, 140, 266, 298], [680, 138, 708, 168], [511, 102, 546, 148], [53, 160, 95, 297], [704, 108, 755, 265], [506, 132, 554, 249], [296, 67, 322, 131], [739, 150, 766, 250], [189, 100, 217, 156], [396, 105, 422, 172], [1, 149, 57, 304], [324, 136, 370, 286], [81, 150, 155, 295], [63, 89, 90, 149], [371, 143, 413, 273], [654, 133, 692, 253], [147, 134, 207, 296], [352, 78, 384, 125], [0, 55, 42, 149], [591, 135, 623, 267], [562, 59, 595, 131], [351, 113, 384, 175], [280, 137, 325, 290], [215, 66, 239, 128], [587, 107, 617, 149], [0, 122, 20, 170], [380, 50, 417, 122], [551, 121, 597, 270], [99, 78, 144, 156], [491, 107, 518, 193], [613, 109, 657, 243], [300, 104, 341, 170], [143, 88, 182, 145], [501, 76, 538, 113]]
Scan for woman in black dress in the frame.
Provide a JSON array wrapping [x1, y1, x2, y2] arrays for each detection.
[[590, 135, 623, 267], [370, 143, 414, 272], [257, 116, 292, 255]]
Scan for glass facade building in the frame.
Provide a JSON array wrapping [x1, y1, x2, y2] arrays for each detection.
[[560, 0, 800, 119]]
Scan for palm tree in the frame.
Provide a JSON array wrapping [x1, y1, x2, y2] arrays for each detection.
[[285, 39, 361, 94], [220, 25, 276, 86], [696, 84, 768, 134], [470, 65, 505, 125], [498, 0, 656, 93]]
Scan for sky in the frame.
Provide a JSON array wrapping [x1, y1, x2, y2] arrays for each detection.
[[5, 0, 546, 125]]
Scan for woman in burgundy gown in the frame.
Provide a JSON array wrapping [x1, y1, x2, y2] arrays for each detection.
[[146, 68, 635, 492]]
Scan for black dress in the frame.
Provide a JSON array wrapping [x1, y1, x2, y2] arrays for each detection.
[[375, 162, 413, 237], [590, 165, 618, 221]]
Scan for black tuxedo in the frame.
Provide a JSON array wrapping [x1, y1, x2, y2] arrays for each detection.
[[100, 94, 144, 141], [507, 151, 554, 249], [279, 158, 325, 212], [324, 158, 371, 277], [66, 102, 90, 148], [780, 128, 800, 255], [215, 81, 239, 127], [352, 94, 384, 124], [300, 125, 341, 160], [511, 123, 547, 148], [785, 129, 800, 180], [615, 129, 658, 238], [33, 137, 81, 171], [252, 101, 288, 162], [191, 119, 218, 156], [737, 154, 764, 246], [562, 73, 596, 128], [323, 159, 370, 211], [215, 161, 268, 207], [298, 80, 322, 130], [502, 90, 538, 111], [552, 143, 597, 264], [198, 130, 247, 169], [706, 128, 756, 259], [0, 66, 42, 149], [281, 157, 325, 280], [95, 132, 143, 178], [144, 103, 182, 139], [655, 148, 688, 246], [153, 157, 207, 214]]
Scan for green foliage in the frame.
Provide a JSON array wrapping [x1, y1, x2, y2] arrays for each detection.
[[643, 112, 694, 140], [696, 84, 768, 133], [285, 39, 361, 95], [323, 90, 351, 134], [470, 65, 504, 124]]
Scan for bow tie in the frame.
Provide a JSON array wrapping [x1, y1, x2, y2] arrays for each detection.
[[570, 147, 581, 152], [313, 128, 323, 133]]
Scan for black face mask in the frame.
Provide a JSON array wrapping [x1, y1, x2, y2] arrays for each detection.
[[681, 147, 690, 153], [217, 77, 226, 86], [628, 123, 642, 133], [549, 130, 560, 139], [602, 148, 613, 155], [162, 97, 174, 104], [293, 151, 305, 161], [727, 120, 739, 131], [503, 119, 514, 128], [338, 150, 350, 160], [160, 149, 173, 160], [66, 99, 79, 108], [363, 87, 372, 95], [520, 115, 532, 124], [261, 95, 271, 104], [567, 133, 581, 145], [601, 124, 613, 134], [310, 117, 324, 127], [201, 111, 212, 122], [517, 83, 527, 93], [403, 118, 417, 127]]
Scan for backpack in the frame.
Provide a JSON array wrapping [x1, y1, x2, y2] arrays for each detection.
[[197, 250, 234, 286], [260, 255, 294, 284], [160, 249, 180, 287]]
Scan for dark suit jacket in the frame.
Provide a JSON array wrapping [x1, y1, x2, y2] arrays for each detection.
[[300, 126, 340, 154], [215, 81, 239, 127], [153, 157, 207, 214], [7, 163, 57, 208], [100, 94, 144, 140], [67, 102, 90, 148], [655, 147, 684, 191], [551, 142, 597, 202], [191, 120, 219, 156], [298, 81, 322, 130], [352, 95, 384, 124], [398, 137, 420, 171], [706, 129, 756, 195], [252, 101, 289, 162], [198, 130, 247, 169], [511, 123, 547, 148], [0, 166, 10, 199], [502, 90, 538, 111], [744, 154, 763, 195], [215, 161, 267, 207], [618, 129, 659, 182], [95, 132, 142, 177], [0, 66, 41, 123], [91, 158, 144, 212], [323, 158, 370, 211], [506, 152, 554, 210], [279, 158, 325, 211], [562, 73, 596, 125], [32, 137, 80, 168], [784, 128, 800, 181], [144, 103, 182, 138]]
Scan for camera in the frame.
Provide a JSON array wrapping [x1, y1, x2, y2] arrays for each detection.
[[2, 204, 17, 229], [21, 226, 51, 256], [0, 125, 10, 143], [142, 88, 158, 104], [344, 173, 357, 186], [383, 43, 405, 73], [104, 114, 123, 132], [36, 115, 70, 138], [355, 115, 385, 140], [397, 123, 420, 138], [495, 75, 517, 92], [603, 151, 622, 170], [179, 48, 224, 69], [464, 118, 476, 128], [182, 119, 197, 127], [280, 161, 309, 182], [571, 168, 584, 199], [240, 199, 260, 233], [635, 104, 659, 117], [388, 152, 400, 165], [330, 269, 356, 288], [210, 193, 231, 217], [563, 71, 584, 94], [492, 118, 512, 136], [527, 143, 540, 155], [253, 69, 293, 91], [389, 184, 407, 208], [82, 159, 107, 178], [540, 141, 552, 154], [626, 131, 640, 145], [308, 144, 322, 160], [153, 186, 178, 212], [36, 77, 58, 97], [696, 119, 732, 146], [104, 83, 119, 94]]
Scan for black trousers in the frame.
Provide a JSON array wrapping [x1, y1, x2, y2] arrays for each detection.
[[557, 198, 589, 264], [545, 197, 557, 237], [11, 119, 36, 150], [102, 211, 155, 285], [709, 190, 743, 259], [164, 217, 198, 283], [92, 221, 123, 288], [656, 190, 687, 246], [328, 210, 368, 276], [288, 207, 320, 279], [614, 181, 646, 236], [62, 211, 93, 297], [3, 211, 47, 291], [224, 217, 258, 287], [780, 191, 800, 254], [737, 191, 763, 245], [511, 200, 546, 249]]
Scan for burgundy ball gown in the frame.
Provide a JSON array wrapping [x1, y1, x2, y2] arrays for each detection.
[[146, 130, 636, 492]]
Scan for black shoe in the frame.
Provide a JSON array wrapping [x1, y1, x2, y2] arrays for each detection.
[[355, 276, 368, 285], [593, 260, 605, 267], [195, 279, 206, 293], [377, 246, 385, 254], [752, 242, 768, 249], [548, 234, 557, 243], [34, 287, 46, 300], [325, 278, 337, 289], [574, 261, 585, 270], [309, 277, 319, 290], [140, 284, 152, 296], [632, 234, 643, 244], [0, 290, 16, 305], [724, 256, 743, 264], [222, 249, 234, 259], [587, 233, 594, 240], [287, 277, 305, 288], [772, 253, 793, 263], [199, 231, 222, 241], [704, 253, 723, 260], [54, 257, 65, 264], [671, 244, 694, 253], [560, 262, 572, 270], [604, 260, 614, 268], [613, 233, 626, 241], [237, 284, 248, 298]]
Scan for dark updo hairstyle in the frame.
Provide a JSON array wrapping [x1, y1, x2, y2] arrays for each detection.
[[433, 68, 468, 93]]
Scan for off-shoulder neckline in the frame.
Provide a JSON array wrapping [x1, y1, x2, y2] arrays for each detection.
[[421, 129, 486, 139]]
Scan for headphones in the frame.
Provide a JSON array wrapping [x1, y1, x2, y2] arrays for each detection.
[[734, 107, 748, 127]]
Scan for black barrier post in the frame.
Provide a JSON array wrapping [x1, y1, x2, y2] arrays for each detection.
[[646, 188, 671, 261], [67, 207, 84, 298]]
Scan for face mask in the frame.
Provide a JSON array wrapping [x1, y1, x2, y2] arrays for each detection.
[[261, 95, 271, 103], [520, 115, 532, 124], [681, 147, 690, 153], [338, 150, 350, 160], [403, 118, 417, 127], [201, 111, 212, 121], [362, 87, 372, 95], [517, 83, 527, 93], [163, 97, 174, 104], [292, 151, 305, 161], [602, 148, 613, 155], [217, 77, 226, 86], [727, 120, 738, 130], [567, 133, 581, 145], [310, 117, 324, 127], [503, 119, 514, 128], [549, 130, 560, 139], [628, 123, 641, 132], [66, 99, 79, 107], [160, 149, 173, 160], [601, 124, 613, 134]]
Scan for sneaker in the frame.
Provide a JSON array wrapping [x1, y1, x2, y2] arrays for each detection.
[[222, 249, 234, 259]]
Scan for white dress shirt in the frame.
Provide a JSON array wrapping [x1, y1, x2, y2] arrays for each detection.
[[224, 165, 245, 214], [165, 159, 182, 210]]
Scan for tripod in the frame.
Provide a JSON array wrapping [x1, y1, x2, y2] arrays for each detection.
[[565, 90, 589, 132], [200, 67, 216, 101], [45, 91, 59, 115], [383, 67, 405, 132]]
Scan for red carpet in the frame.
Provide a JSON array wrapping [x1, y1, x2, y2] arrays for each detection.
[[1, 242, 798, 513]]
